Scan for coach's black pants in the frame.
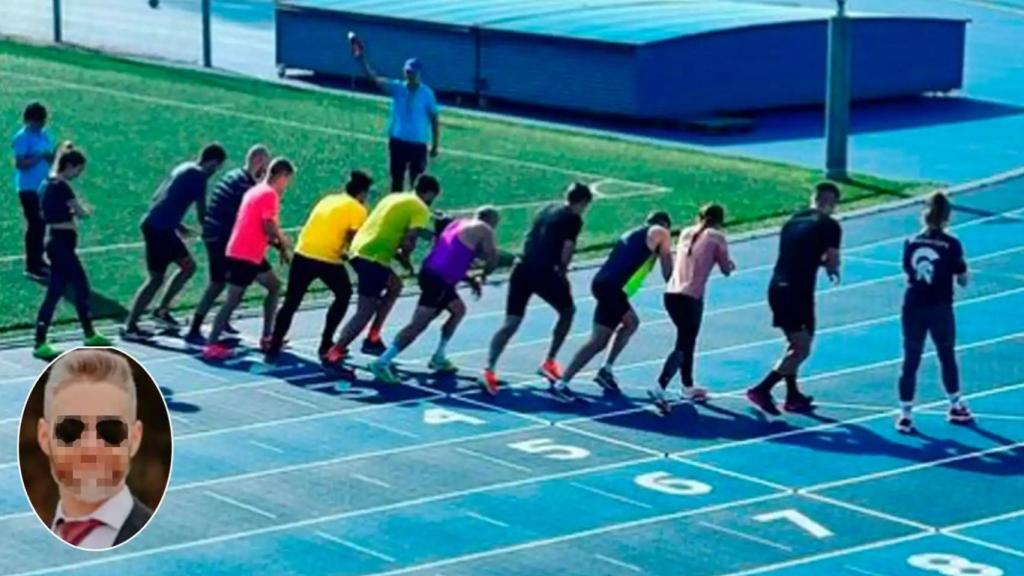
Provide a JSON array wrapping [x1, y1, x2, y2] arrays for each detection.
[[898, 304, 959, 402], [388, 138, 428, 192], [19, 191, 47, 273], [36, 230, 94, 345], [658, 293, 704, 388], [271, 253, 353, 354]]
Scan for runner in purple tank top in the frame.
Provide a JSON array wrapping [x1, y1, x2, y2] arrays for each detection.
[[368, 206, 501, 383]]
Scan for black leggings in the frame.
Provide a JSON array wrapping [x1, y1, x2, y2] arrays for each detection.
[[658, 293, 704, 388], [36, 230, 94, 345], [19, 191, 47, 272], [899, 304, 959, 402], [270, 253, 353, 353]]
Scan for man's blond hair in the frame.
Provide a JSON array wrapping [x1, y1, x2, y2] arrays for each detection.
[[44, 349, 137, 421]]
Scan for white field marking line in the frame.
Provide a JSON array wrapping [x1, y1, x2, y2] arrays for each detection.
[[799, 493, 937, 532], [698, 521, 794, 551], [247, 440, 284, 454], [176, 363, 230, 383], [801, 441, 1024, 493], [942, 508, 1024, 532], [202, 490, 277, 520], [361, 493, 788, 576], [349, 473, 393, 489], [593, 553, 643, 573], [845, 254, 901, 267], [843, 566, 892, 576], [942, 532, 1024, 559], [351, 417, 421, 439], [254, 388, 319, 409], [2, 455, 659, 575], [454, 447, 532, 473], [569, 482, 653, 509], [718, 532, 933, 576], [315, 531, 397, 563], [464, 511, 510, 529]]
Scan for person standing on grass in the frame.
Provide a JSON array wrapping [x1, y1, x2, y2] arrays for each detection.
[[33, 144, 112, 361], [368, 207, 501, 384], [351, 36, 440, 192], [121, 144, 227, 342], [895, 192, 973, 434], [185, 144, 271, 345], [264, 170, 373, 364], [12, 102, 56, 281], [650, 204, 736, 415], [202, 158, 295, 361], [550, 212, 674, 403], [481, 183, 593, 395], [746, 182, 843, 416], [322, 175, 441, 369]]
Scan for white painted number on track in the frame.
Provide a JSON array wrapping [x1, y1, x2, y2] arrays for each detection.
[[423, 408, 486, 426], [508, 438, 590, 460], [753, 509, 834, 539], [908, 553, 1003, 576], [634, 472, 712, 496]]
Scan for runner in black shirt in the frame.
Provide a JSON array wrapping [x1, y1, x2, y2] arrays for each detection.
[[747, 182, 842, 415], [481, 183, 592, 395], [185, 145, 271, 345], [896, 192, 972, 433]]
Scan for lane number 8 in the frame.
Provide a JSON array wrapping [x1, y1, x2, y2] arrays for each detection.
[[908, 553, 1003, 576]]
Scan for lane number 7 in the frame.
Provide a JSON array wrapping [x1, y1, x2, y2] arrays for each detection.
[[753, 509, 834, 539]]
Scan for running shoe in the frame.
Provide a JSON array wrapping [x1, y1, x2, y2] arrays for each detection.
[[683, 385, 710, 403], [549, 381, 576, 403], [746, 387, 781, 416], [152, 309, 181, 331], [537, 359, 564, 382], [594, 367, 622, 395], [948, 404, 974, 425], [259, 336, 276, 354], [648, 386, 672, 416], [480, 369, 501, 396], [428, 355, 459, 374], [120, 325, 155, 343], [33, 342, 62, 361], [202, 343, 234, 361], [83, 333, 113, 347], [361, 337, 387, 356], [895, 415, 915, 434], [783, 393, 815, 413], [224, 322, 240, 336], [369, 360, 401, 384], [183, 330, 207, 347]]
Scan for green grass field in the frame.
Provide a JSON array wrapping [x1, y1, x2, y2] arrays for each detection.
[[0, 39, 925, 335]]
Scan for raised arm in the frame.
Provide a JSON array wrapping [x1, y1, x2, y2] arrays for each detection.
[[354, 48, 388, 91]]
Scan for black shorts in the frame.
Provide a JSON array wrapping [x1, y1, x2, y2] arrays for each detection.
[[769, 282, 816, 333], [592, 280, 632, 329], [418, 269, 460, 310], [142, 224, 190, 275], [351, 257, 395, 299], [506, 262, 575, 318], [204, 240, 229, 284], [226, 257, 272, 288]]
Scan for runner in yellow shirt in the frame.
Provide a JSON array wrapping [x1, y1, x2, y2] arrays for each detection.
[[323, 175, 442, 369], [265, 171, 373, 363]]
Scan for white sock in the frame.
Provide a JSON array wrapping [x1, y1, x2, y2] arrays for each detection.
[[900, 402, 913, 418], [378, 344, 401, 366], [948, 393, 962, 408], [434, 337, 450, 359]]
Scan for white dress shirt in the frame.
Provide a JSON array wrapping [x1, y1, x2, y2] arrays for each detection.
[[51, 485, 133, 549]]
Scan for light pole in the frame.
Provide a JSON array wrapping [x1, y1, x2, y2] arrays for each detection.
[[824, 0, 851, 181]]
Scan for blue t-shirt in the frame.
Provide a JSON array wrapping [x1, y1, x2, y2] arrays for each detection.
[[903, 229, 967, 308], [385, 80, 439, 145], [11, 127, 54, 193], [142, 162, 208, 231], [202, 168, 256, 244]]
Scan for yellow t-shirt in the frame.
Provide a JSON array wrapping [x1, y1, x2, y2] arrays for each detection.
[[351, 192, 430, 265], [296, 194, 368, 264]]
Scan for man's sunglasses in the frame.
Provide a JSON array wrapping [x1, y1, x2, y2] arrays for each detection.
[[53, 416, 129, 447]]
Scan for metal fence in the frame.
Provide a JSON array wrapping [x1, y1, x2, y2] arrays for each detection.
[[0, 0, 277, 78]]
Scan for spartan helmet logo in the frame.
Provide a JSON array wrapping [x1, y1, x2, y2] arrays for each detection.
[[912, 247, 941, 285]]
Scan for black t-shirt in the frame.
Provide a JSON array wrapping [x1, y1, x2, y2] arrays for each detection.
[[771, 208, 842, 294], [39, 177, 76, 225], [143, 162, 208, 231], [520, 204, 583, 273], [202, 168, 256, 244], [903, 229, 966, 308]]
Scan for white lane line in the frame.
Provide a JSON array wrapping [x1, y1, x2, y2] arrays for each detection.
[[942, 532, 1024, 559], [942, 508, 1024, 532], [698, 521, 793, 551], [464, 511, 510, 529], [919, 410, 1024, 422], [569, 482, 652, 510], [255, 388, 319, 409], [800, 493, 936, 532], [178, 364, 230, 383], [593, 553, 643, 573], [352, 418, 421, 439], [248, 440, 284, 454], [455, 447, 532, 473], [844, 255, 901, 267], [316, 531, 397, 563], [843, 566, 892, 576], [202, 490, 277, 520], [170, 413, 191, 425], [717, 532, 931, 576], [350, 473, 393, 489]]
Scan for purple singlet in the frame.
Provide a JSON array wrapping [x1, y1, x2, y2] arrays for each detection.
[[424, 219, 476, 285]]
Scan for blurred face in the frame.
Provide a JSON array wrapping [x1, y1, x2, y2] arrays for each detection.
[[404, 68, 420, 85], [816, 191, 839, 215], [271, 173, 294, 194], [28, 118, 47, 131], [63, 164, 85, 181], [37, 382, 142, 504], [250, 155, 271, 180], [570, 199, 592, 216]]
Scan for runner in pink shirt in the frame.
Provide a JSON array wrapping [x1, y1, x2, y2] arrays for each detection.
[[650, 204, 735, 415]]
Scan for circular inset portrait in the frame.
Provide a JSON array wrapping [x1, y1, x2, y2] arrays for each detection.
[[17, 347, 172, 550]]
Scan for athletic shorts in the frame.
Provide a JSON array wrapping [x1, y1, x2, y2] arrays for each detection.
[[226, 257, 272, 288], [505, 262, 575, 318], [351, 257, 395, 299], [418, 268, 460, 310], [205, 240, 229, 284], [142, 224, 190, 276], [592, 280, 631, 329], [768, 282, 816, 333]]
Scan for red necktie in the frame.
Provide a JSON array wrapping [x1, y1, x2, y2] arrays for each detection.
[[57, 519, 106, 546]]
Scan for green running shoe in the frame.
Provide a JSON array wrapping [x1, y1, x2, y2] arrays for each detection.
[[428, 355, 459, 374], [369, 361, 401, 385], [33, 342, 63, 361], [83, 333, 113, 347]]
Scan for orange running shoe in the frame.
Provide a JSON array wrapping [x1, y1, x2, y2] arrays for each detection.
[[537, 359, 563, 382], [480, 369, 501, 396]]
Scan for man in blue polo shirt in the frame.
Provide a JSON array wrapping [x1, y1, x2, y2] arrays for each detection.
[[11, 102, 56, 281], [353, 41, 441, 192]]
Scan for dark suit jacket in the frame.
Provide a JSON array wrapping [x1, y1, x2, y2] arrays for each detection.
[[113, 498, 153, 546]]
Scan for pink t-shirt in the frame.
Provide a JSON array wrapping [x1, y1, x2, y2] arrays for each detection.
[[226, 183, 280, 264], [666, 225, 731, 299]]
